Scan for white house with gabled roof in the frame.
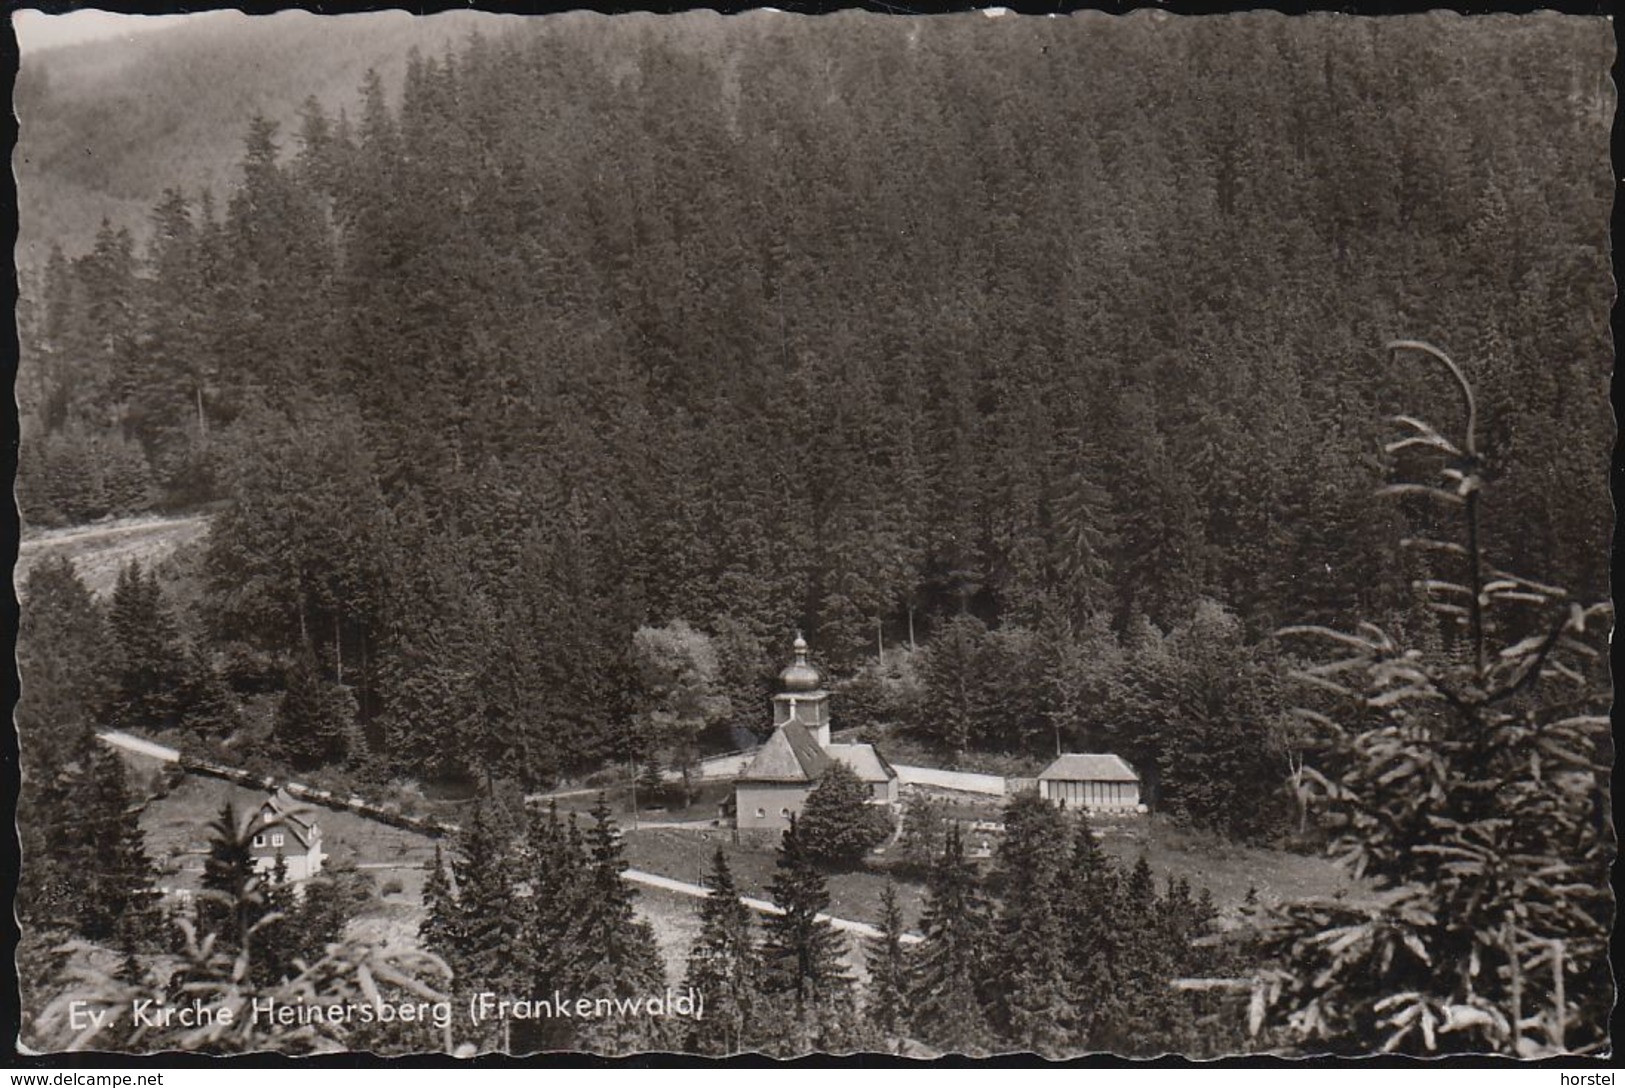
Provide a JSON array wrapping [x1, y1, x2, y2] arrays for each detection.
[[249, 788, 326, 881]]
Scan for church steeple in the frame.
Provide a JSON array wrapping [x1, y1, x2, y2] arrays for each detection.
[[779, 630, 821, 692], [773, 632, 831, 746]]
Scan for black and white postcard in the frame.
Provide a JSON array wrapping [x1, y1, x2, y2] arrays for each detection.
[[10, 6, 1614, 1062]]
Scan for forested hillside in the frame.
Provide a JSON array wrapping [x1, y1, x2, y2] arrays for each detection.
[[15, 11, 1612, 806], [13, 10, 505, 261]]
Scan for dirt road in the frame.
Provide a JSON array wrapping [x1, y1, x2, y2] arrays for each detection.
[[99, 730, 182, 764], [16, 513, 212, 597]]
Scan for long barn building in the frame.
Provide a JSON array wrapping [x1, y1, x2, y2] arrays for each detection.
[[1037, 753, 1143, 812]]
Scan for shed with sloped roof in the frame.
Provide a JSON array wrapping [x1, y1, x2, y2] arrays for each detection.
[[1036, 753, 1142, 811]]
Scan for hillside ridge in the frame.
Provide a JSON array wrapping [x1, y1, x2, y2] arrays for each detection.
[[15, 10, 510, 263]]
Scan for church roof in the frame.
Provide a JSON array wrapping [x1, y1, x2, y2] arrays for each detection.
[[826, 742, 897, 783], [1038, 753, 1139, 783], [737, 721, 828, 783]]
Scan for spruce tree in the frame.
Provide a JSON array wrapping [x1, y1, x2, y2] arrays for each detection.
[[1048, 459, 1117, 626], [1057, 810, 1119, 1046], [915, 615, 986, 758], [69, 734, 162, 948], [524, 803, 587, 975], [16, 556, 112, 775], [114, 918, 147, 987], [177, 645, 241, 742], [443, 801, 522, 1000], [275, 647, 353, 770], [897, 790, 946, 876], [106, 799, 164, 948], [510, 803, 589, 1052], [418, 843, 457, 964], [136, 186, 212, 488], [107, 560, 186, 732], [413, 802, 523, 1053], [254, 853, 299, 985], [1118, 853, 1162, 982], [863, 880, 910, 1053], [990, 791, 1078, 1055], [197, 801, 262, 959], [757, 816, 855, 1054], [681, 848, 759, 1056], [907, 822, 995, 1054], [1092, 852, 1185, 1055], [553, 795, 667, 1055], [299, 858, 365, 960], [1158, 874, 1198, 963]]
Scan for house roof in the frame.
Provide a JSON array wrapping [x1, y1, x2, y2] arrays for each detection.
[[257, 788, 319, 849], [826, 742, 897, 783], [1037, 753, 1139, 783], [737, 721, 828, 783]]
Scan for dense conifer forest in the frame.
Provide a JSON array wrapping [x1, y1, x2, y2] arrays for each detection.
[[13, 11, 497, 258], [12, 10, 1614, 1059], [16, 12, 1611, 801]]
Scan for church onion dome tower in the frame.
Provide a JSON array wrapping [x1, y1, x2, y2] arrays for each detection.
[[772, 632, 830, 745], [779, 631, 821, 692]]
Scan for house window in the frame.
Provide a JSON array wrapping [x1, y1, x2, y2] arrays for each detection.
[[252, 835, 266, 847], [756, 808, 766, 819], [780, 808, 791, 817], [271, 833, 284, 848]]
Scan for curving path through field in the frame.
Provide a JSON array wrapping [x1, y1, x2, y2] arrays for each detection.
[[97, 730, 920, 944]]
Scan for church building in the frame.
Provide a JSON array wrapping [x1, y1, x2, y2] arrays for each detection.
[[733, 634, 899, 834]]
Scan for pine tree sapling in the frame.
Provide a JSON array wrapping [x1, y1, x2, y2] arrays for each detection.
[[1264, 342, 1613, 1056]]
